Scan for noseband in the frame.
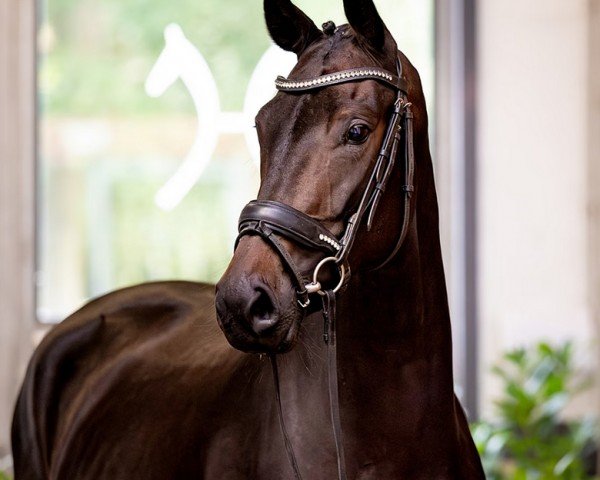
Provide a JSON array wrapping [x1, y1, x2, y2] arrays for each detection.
[[234, 57, 415, 480]]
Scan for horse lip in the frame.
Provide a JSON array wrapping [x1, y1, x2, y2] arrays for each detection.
[[217, 310, 300, 354]]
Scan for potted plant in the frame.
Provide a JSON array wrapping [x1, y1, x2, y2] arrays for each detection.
[[471, 342, 597, 479]]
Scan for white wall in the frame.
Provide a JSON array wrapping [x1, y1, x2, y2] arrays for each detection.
[[477, 0, 593, 416]]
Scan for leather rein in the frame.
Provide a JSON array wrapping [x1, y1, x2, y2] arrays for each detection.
[[235, 57, 415, 480]]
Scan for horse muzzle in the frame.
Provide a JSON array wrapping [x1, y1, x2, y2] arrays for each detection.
[[215, 236, 304, 353]]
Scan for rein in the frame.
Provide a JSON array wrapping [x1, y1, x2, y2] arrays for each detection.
[[236, 56, 414, 480]]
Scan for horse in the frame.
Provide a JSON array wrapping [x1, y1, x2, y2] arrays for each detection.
[[12, 0, 485, 478]]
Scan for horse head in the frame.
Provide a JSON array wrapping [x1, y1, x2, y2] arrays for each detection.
[[216, 0, 423, 353]]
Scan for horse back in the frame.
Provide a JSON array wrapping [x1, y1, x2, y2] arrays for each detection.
[[12, 280, 249, 479]]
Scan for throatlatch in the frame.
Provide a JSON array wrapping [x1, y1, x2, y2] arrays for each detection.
[[235, 55, 415, 480]]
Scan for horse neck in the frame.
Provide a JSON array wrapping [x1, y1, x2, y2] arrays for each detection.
[[284, 143, 459, 445], [357, 140, 453, 379]]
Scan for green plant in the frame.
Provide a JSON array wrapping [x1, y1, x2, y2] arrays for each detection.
[[0, 471, 12, 480], [471, 342, 597, 480]]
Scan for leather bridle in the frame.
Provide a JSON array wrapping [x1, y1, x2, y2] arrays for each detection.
[[234, 56, 415, 480]]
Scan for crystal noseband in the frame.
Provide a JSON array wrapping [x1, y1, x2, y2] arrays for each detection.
[[238, 200, 341, 254]]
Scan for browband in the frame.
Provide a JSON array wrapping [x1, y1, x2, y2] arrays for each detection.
[[275, 67, 407, 93]]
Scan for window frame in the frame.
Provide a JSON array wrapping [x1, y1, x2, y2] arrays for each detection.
[[434, 0, 479, 419], [0, 0, 37, 455]]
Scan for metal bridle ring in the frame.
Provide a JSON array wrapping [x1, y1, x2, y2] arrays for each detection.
[[304, 256, 346, 296]]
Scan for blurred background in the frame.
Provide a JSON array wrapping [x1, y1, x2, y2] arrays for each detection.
[[0, 0, 599, 477]]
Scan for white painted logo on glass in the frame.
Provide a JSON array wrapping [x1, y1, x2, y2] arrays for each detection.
[[146, 23, 295, 210]]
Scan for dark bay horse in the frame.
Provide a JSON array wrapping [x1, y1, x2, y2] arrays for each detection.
[[12, 1, 484, 478]]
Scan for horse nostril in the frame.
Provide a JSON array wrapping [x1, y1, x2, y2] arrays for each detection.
[[247, 287, 278, 335]]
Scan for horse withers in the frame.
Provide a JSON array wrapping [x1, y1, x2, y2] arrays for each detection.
[[12, 1, 485, 478]]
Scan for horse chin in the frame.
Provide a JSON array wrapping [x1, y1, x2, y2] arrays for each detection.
[[216, 308, 303, 354]]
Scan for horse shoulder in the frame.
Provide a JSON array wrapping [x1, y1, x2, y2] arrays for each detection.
[[12, 280, 248, 479]]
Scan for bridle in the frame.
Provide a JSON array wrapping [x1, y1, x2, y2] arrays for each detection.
[[234, 55, 415, 480], [237, 60, 414, 306]]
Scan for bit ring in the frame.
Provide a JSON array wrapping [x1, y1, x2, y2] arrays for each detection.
[[304, 256, 346, 296]]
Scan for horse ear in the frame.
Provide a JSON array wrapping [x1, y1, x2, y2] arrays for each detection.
[[264, 0, 323, 56], [343, 0, 386, 52]]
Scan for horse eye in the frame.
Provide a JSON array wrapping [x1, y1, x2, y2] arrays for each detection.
[[346, 124, 370, 144]]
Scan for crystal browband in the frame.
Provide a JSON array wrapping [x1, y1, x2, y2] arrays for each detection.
[[275, 67, 407, 93]]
